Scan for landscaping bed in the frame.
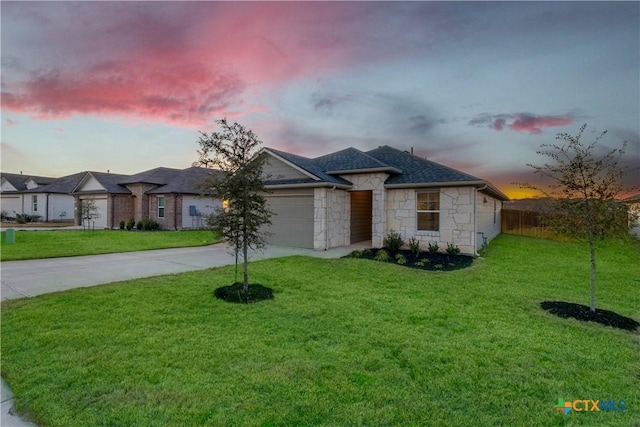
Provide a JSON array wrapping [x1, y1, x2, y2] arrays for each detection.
[[345, 248, 474, 271]]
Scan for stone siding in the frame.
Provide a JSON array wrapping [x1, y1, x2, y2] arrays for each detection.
[[387, 187, 477, 255]]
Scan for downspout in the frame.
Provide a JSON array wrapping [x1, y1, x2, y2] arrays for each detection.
[[45, 193, 50, 222], [174, 194, 178, 230]]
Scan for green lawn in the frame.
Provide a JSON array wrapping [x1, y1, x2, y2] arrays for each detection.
[[1, 235, 639, 426], [0, 230, 219, 261]]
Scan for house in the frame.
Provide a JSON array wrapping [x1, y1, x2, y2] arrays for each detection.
[[0, 172, 57, 220], [259, 145, 509, 255], [71, 167, 221, 229], [1, 167, 221, 229], [623, 193, 640, 237]]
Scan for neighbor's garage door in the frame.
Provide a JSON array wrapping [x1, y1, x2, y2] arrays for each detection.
[[81, 198, 107, 229], [265, 195, 314, 249]]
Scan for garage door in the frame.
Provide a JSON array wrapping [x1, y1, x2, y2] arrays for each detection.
[[81, 198, 107, 229], [265, 195, 314, 248]]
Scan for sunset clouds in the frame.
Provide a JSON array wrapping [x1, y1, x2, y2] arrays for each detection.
[[1, 1, 638, 196], [469, 113, 575, 134]]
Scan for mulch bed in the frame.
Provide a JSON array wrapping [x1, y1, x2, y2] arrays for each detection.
[[345, 248, 474, 271], [214, 282, 274, 303], [540, 301, 639, 331]]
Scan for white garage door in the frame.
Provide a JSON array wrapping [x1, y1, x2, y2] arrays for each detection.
[[265, 195, 314, 249], [81, 198, 107, 229]]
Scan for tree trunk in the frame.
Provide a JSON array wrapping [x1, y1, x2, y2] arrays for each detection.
[[242, 239, 249, 295], [588, 236, 596, 313]]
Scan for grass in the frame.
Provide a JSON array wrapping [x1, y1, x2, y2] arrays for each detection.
[[1, 234, 639, 426], [0, 229, 219, 261]]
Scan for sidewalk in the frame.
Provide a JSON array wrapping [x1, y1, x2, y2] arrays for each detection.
[[0, 242, 365, 426]]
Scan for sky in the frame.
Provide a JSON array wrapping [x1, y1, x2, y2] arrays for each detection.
[[1, 1, 638, 199]]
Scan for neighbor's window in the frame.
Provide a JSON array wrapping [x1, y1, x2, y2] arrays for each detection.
[[32, 195, 38, 212], [417, 191, 439, 231], [158, 196, 165, 218]]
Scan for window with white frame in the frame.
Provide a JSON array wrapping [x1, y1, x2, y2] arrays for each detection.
[[32, 195, 38, 212], [158, 196, 165, 218], [417, 190, 439, 231]]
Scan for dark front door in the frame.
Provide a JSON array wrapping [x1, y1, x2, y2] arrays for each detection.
[[350, 191, 372, 244]]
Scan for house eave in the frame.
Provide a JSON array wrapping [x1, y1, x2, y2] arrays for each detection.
[[385, 180, 509, 201], [265, 182, 352, 190]]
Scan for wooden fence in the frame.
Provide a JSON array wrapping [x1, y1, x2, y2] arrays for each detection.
[[501, 209, 552, 238]]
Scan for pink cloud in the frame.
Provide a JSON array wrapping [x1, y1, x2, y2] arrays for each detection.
[[509, 113, 574, 134], [469, 113, 574, 134], [1, 2, 369, 126]]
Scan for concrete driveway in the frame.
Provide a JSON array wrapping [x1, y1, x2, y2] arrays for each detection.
[[1, 243, 359, 301]]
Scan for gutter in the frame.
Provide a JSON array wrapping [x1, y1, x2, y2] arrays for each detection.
[[265, 182, 352, 190]]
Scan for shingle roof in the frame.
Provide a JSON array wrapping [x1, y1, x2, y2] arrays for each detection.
[[145, 167, 222, 194], [265, 148, 351, 185], [366, 145, 482, 185], [263, 145, 508, 200], [315, 147, 397, 173], [1, 172, 56, 192], [24, 172, 87, 194], [75, 172, 132, 194], [119, 167, 182, 185]]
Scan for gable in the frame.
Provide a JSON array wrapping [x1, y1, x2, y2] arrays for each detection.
[[263, 155, 311, 181], [25, 178, 39, 190], [1, 178, 18, 192], [75, 174, 107, 192]]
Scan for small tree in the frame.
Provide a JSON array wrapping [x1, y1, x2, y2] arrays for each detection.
[[519, 124, 636, 312], [196, 119, 272, 295], [81, 199, 99, 231]]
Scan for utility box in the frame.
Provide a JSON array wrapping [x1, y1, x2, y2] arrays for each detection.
[[5, 228, 15, 244]]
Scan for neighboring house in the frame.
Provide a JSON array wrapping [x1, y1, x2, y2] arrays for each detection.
[[0, 172, 56, 219], [23, 172, 86, 222], [259, 145, 509, 255], [1, 167, 220, 229], [623, 193, 640, 237], [71, 167, 221, 229]]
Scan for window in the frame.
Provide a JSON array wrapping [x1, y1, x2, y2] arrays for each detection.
[[417, 191, 439, 231], [32, 195, 38, 212], [158, 196, 165, 218]]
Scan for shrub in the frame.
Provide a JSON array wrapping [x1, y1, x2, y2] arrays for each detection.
[[446, 242, 461, 256], [349, 250, 362, 258], [427, 242, 439, 255], [361, 249, 371, 256], [126, 218, 135, 231], [384, 230, 403, 251], [136, 218, 159, 231], [408, 237, 420, 256], [119, 220, 125, 230], [395, 253, 407, 265], [374, 249, 389, 262]]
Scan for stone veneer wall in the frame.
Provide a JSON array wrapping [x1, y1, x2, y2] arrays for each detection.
[[339, 173, 390, 248], [387, 187, 477, 255], [313, 188, 348, 250]]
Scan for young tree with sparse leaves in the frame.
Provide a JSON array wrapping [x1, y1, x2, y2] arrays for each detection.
[[196, 119, 272, 295], [519, 124, 636, 312]]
